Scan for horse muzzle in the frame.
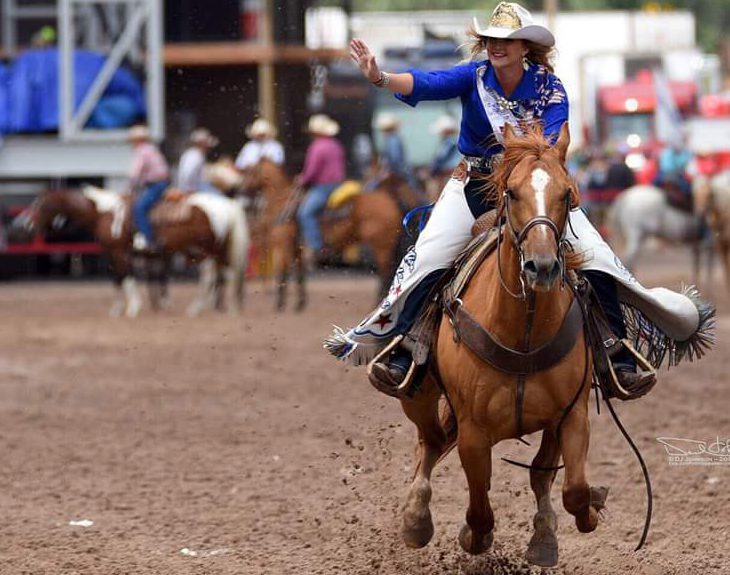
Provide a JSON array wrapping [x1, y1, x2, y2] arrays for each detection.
[[523, 254, 561, 292]]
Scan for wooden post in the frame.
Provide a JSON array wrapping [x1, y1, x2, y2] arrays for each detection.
[[258, 0, 276, 126]]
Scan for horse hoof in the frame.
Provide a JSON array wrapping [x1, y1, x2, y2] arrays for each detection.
[[525, 513, 559, 567], [458, 524, 493, 555], [590, 485, 609, 513], [526, 539, 558, 567], [401, 478, 434, 548]]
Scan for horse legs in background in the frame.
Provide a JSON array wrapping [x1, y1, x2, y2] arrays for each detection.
[[559, 407, 608, 534], [525, 428, 561, 567], [622, 227, 644, 272], [146, 254, 169, 312], [456, 422, 495, 555], [109, 250, 141, 318], [187, 258, 217, 317], [295, 243, 307, 312], [400, 375, 448, 549]]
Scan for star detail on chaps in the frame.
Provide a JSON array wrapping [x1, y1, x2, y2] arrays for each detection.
[[374, 313, 392, 330]]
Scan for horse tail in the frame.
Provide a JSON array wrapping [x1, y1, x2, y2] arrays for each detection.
[[227, 197, 250, 280]]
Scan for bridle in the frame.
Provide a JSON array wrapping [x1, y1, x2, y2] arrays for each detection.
[[496, 183, 574, 300]]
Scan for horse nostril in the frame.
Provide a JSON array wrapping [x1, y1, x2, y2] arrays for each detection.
[[523, 259, 539, 277], [548, 259, 561, 281]]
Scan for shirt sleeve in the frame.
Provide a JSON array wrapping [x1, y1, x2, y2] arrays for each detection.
[[177, 150, 201, 192], [395, 62, 476, 108], [128, 148, 146, 189], [267, 141, 285, 164], [541, 81, 570, 143], [299, 141, 322, 186]]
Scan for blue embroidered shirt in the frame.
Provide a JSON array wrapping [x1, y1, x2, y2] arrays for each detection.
[[395, 61, 569, 158]]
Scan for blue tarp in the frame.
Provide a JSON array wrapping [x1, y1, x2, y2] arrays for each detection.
[[0, 48, 146, 134]]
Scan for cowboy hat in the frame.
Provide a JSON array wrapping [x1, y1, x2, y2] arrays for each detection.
[[473, 2, 554, 47], [189, 127, 219, 148], [246, 118, 277, 138], [430, 115, 459, 135], [128, 124, 151, 142], [308, 114, 340, 137], [375, 113, 400, 131]]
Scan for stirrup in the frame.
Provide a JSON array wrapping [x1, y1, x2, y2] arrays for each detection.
[[604, 339, 657, 400], [366, 335, 418, 399]]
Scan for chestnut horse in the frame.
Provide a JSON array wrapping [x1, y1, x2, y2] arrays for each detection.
[[399, 124, 607, 567], [243, 160, 403, 311], [15, 188, 249, 317]]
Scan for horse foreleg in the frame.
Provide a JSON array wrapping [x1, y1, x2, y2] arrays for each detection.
[[719, 239, 730, 293], [122, 276, 142, 318], [187, 258, 216, 317], [295, 244, 307, 312], [457, 423, 494, 555], [525, 428, 561, 567], [399, 375, 447, 548], [623, 229, 644, 272], [110, 275, 126, 318], [214, 262, 226, 312], [560, 407, 608, 534]]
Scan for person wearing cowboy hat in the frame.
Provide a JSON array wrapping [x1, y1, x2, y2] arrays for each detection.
[[429, 115, 461, 177], [235, 118, 285, 171], [295, 114, 346, 266], [128, 124, 170, 252], [177, 128, 219, 194], [374, 113, 420, 193], [329, 1, 657, 396]]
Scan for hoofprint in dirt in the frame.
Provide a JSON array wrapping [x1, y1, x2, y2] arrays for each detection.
[[0, 251, 727, 575]]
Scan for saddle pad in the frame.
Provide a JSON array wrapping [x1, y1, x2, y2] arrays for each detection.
[[449, 226, 500, 301], [327, 180, 362, 209], [150, 201, 193, 226]]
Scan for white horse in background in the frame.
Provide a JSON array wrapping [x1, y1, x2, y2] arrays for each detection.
[[608, 184, 711, 282], [693, 171, 730, 291]]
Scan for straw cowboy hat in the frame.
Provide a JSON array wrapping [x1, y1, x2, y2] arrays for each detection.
[[308, 114, 340, 137], [431, 115, 459, 135], [189, 127, 219, 148], [473, 1, 555, 47], [246, 118, 277, 138], [128, 124, 151, 142], [375, 113, 400, 132]]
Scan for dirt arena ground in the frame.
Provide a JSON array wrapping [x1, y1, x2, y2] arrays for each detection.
[[0, 247, 728, 575]]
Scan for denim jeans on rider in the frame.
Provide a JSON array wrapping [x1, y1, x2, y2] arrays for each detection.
[[297, 182, 339, 251], [133, 180, 169, 243]]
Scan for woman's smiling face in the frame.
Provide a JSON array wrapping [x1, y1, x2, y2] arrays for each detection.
[[486, 37, 527, 71]]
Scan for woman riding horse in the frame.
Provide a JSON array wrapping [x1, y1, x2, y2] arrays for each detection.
[[329, 1, 655, 393]]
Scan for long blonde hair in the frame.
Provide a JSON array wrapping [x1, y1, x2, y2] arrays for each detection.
[[464, 23, 556, 73]]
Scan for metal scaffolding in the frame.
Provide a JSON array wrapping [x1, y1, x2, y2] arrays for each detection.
[[0, 0, 164, 182]]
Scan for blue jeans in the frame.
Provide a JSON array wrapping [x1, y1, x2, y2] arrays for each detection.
[[297, 182, 339, 251], [133, 181, 169, 243]]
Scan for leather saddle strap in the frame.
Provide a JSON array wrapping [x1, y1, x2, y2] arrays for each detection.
[[451, 297, 583, 375]]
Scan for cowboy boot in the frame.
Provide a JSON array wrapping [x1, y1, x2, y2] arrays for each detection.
[[368, 346, 413, 397]]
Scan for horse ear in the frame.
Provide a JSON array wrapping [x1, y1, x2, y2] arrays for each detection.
[[554, 122, 570, 162]]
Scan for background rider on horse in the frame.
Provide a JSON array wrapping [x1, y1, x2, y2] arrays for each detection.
[[128, 124, 171, 253]]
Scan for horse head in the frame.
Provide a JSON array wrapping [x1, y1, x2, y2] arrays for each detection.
[[490, 123, 578, 293], [11, 189, 90, 238]]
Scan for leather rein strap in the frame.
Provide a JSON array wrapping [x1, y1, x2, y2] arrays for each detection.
[[445, 294, 583, 376]]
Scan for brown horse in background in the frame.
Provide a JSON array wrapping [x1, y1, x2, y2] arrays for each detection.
[[398, 124, 607, 567], [242, 160, 403, 311], [14, 188, 248, 316]]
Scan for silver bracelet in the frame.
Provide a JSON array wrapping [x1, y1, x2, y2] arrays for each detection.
[[373, 71, 390, 88]]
